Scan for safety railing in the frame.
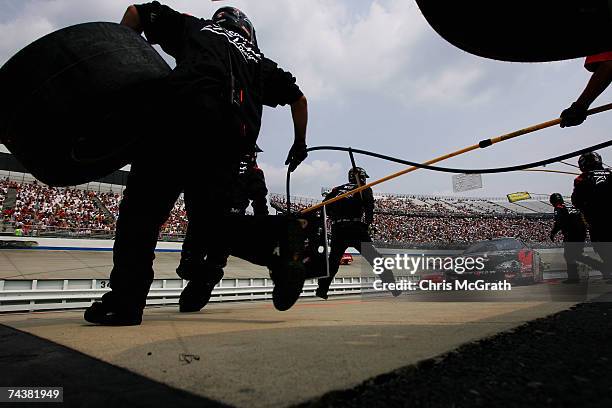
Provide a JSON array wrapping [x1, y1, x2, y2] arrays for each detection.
[[0, 276, 389, 313]]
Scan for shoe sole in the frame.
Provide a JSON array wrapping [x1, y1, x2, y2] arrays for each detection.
[[273, 264, 306, 311], [84, 303, 142, 326], [178, 282, 215, 313], [271, 218, 309, 311]]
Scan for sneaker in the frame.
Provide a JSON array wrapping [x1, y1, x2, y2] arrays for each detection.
[[380, 270, 402, 297], [271, 260, 306, 311], [315, 287, 329, 300], [269, 217, 308, 311], [179, 280, 216, 313], [84, 301, 142, 326]]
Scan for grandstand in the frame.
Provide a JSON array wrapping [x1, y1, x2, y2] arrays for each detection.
[[1, 148, 558, 244], [269, 192, 556, 245]]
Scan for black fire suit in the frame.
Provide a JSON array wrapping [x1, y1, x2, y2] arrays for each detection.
[[551, 203, 601, 280], [572, 169, 612, 279], [107, 2, 303, 312], [317, 183, 396, 295]]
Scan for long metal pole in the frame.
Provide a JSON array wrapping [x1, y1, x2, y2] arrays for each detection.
[[301, 102, 612, 214]]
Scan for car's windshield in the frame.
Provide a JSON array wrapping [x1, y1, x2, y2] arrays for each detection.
[[493, 238, 524, 251], [463, 242, 495, 254], [463, 238, 524, 254]]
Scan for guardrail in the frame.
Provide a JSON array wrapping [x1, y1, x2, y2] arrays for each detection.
[[0, 276, 389, 313]]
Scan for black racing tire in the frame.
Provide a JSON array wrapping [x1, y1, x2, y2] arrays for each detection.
[[0, 22, 171, 186], [414, 0, 612, 62]]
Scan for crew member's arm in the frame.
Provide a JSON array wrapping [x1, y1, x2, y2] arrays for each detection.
[[574, 61, 612, 108], [286, 95, 308, 172], [571, 176, 587, 211], [120, 5, 143, 33], [120, 2, 185, 58], [550, 211, 561, 240], [324, 187, 338, 202], [261, 57, 308, 172], [322, 187, 340, 219], [561, 53, 612, 128]]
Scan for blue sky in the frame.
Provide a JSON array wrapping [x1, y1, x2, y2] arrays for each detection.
[[1, 0, 611, 199]]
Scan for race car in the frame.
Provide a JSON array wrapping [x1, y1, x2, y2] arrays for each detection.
[[340, 253, 353, 265], [446, 237, 543, 285]]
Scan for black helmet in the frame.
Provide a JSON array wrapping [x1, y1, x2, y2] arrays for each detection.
[[348, 167, 369, 184], [212, 7, 257, 46], [549, 193, 564, 205], [578, 151, 603, 172]]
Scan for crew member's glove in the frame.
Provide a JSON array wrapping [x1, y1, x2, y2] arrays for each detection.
[[285, 141, 307, 172], [560, 102, 588, 128]]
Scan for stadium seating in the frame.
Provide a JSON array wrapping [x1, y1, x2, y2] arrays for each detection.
[[1, 178, 558, 244], [269, 193, 556, 244]]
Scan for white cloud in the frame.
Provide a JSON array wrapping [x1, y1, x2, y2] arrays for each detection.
[[246, 0, 427, 102], [411, 64, 490, 105], [2, 1, 610, 200], [0, 0, 504, 108], [239, 0, 497, 107], [259, 159, 343, 197], [0, 15, 54, 62]]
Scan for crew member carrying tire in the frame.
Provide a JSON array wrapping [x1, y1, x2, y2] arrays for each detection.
[[85, 3, 309, 325]]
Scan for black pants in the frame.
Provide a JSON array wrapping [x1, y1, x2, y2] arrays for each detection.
[[592, 242, 612, 279], [590, 227, 612, 279], [179, 168, 236, 283], [107, 148, 239, 309], [108, 156, 287, 311], [318, 222, 393, 292], [180, 213, 283, 284], [180, 177, 268, 284], [105, 93, 259, 311], [563, 241, 604, 280]]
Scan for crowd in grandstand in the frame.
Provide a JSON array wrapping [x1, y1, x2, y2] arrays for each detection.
[[371, 214, 551, 243], [1, 178, 556, 243], [0, 179, 7, 208], [0, 178, 189, 238], [162, 196, 188, 238], [374, 195, 517, 215], [268, 193, 554, 243], [1, 179, 114, 235]]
